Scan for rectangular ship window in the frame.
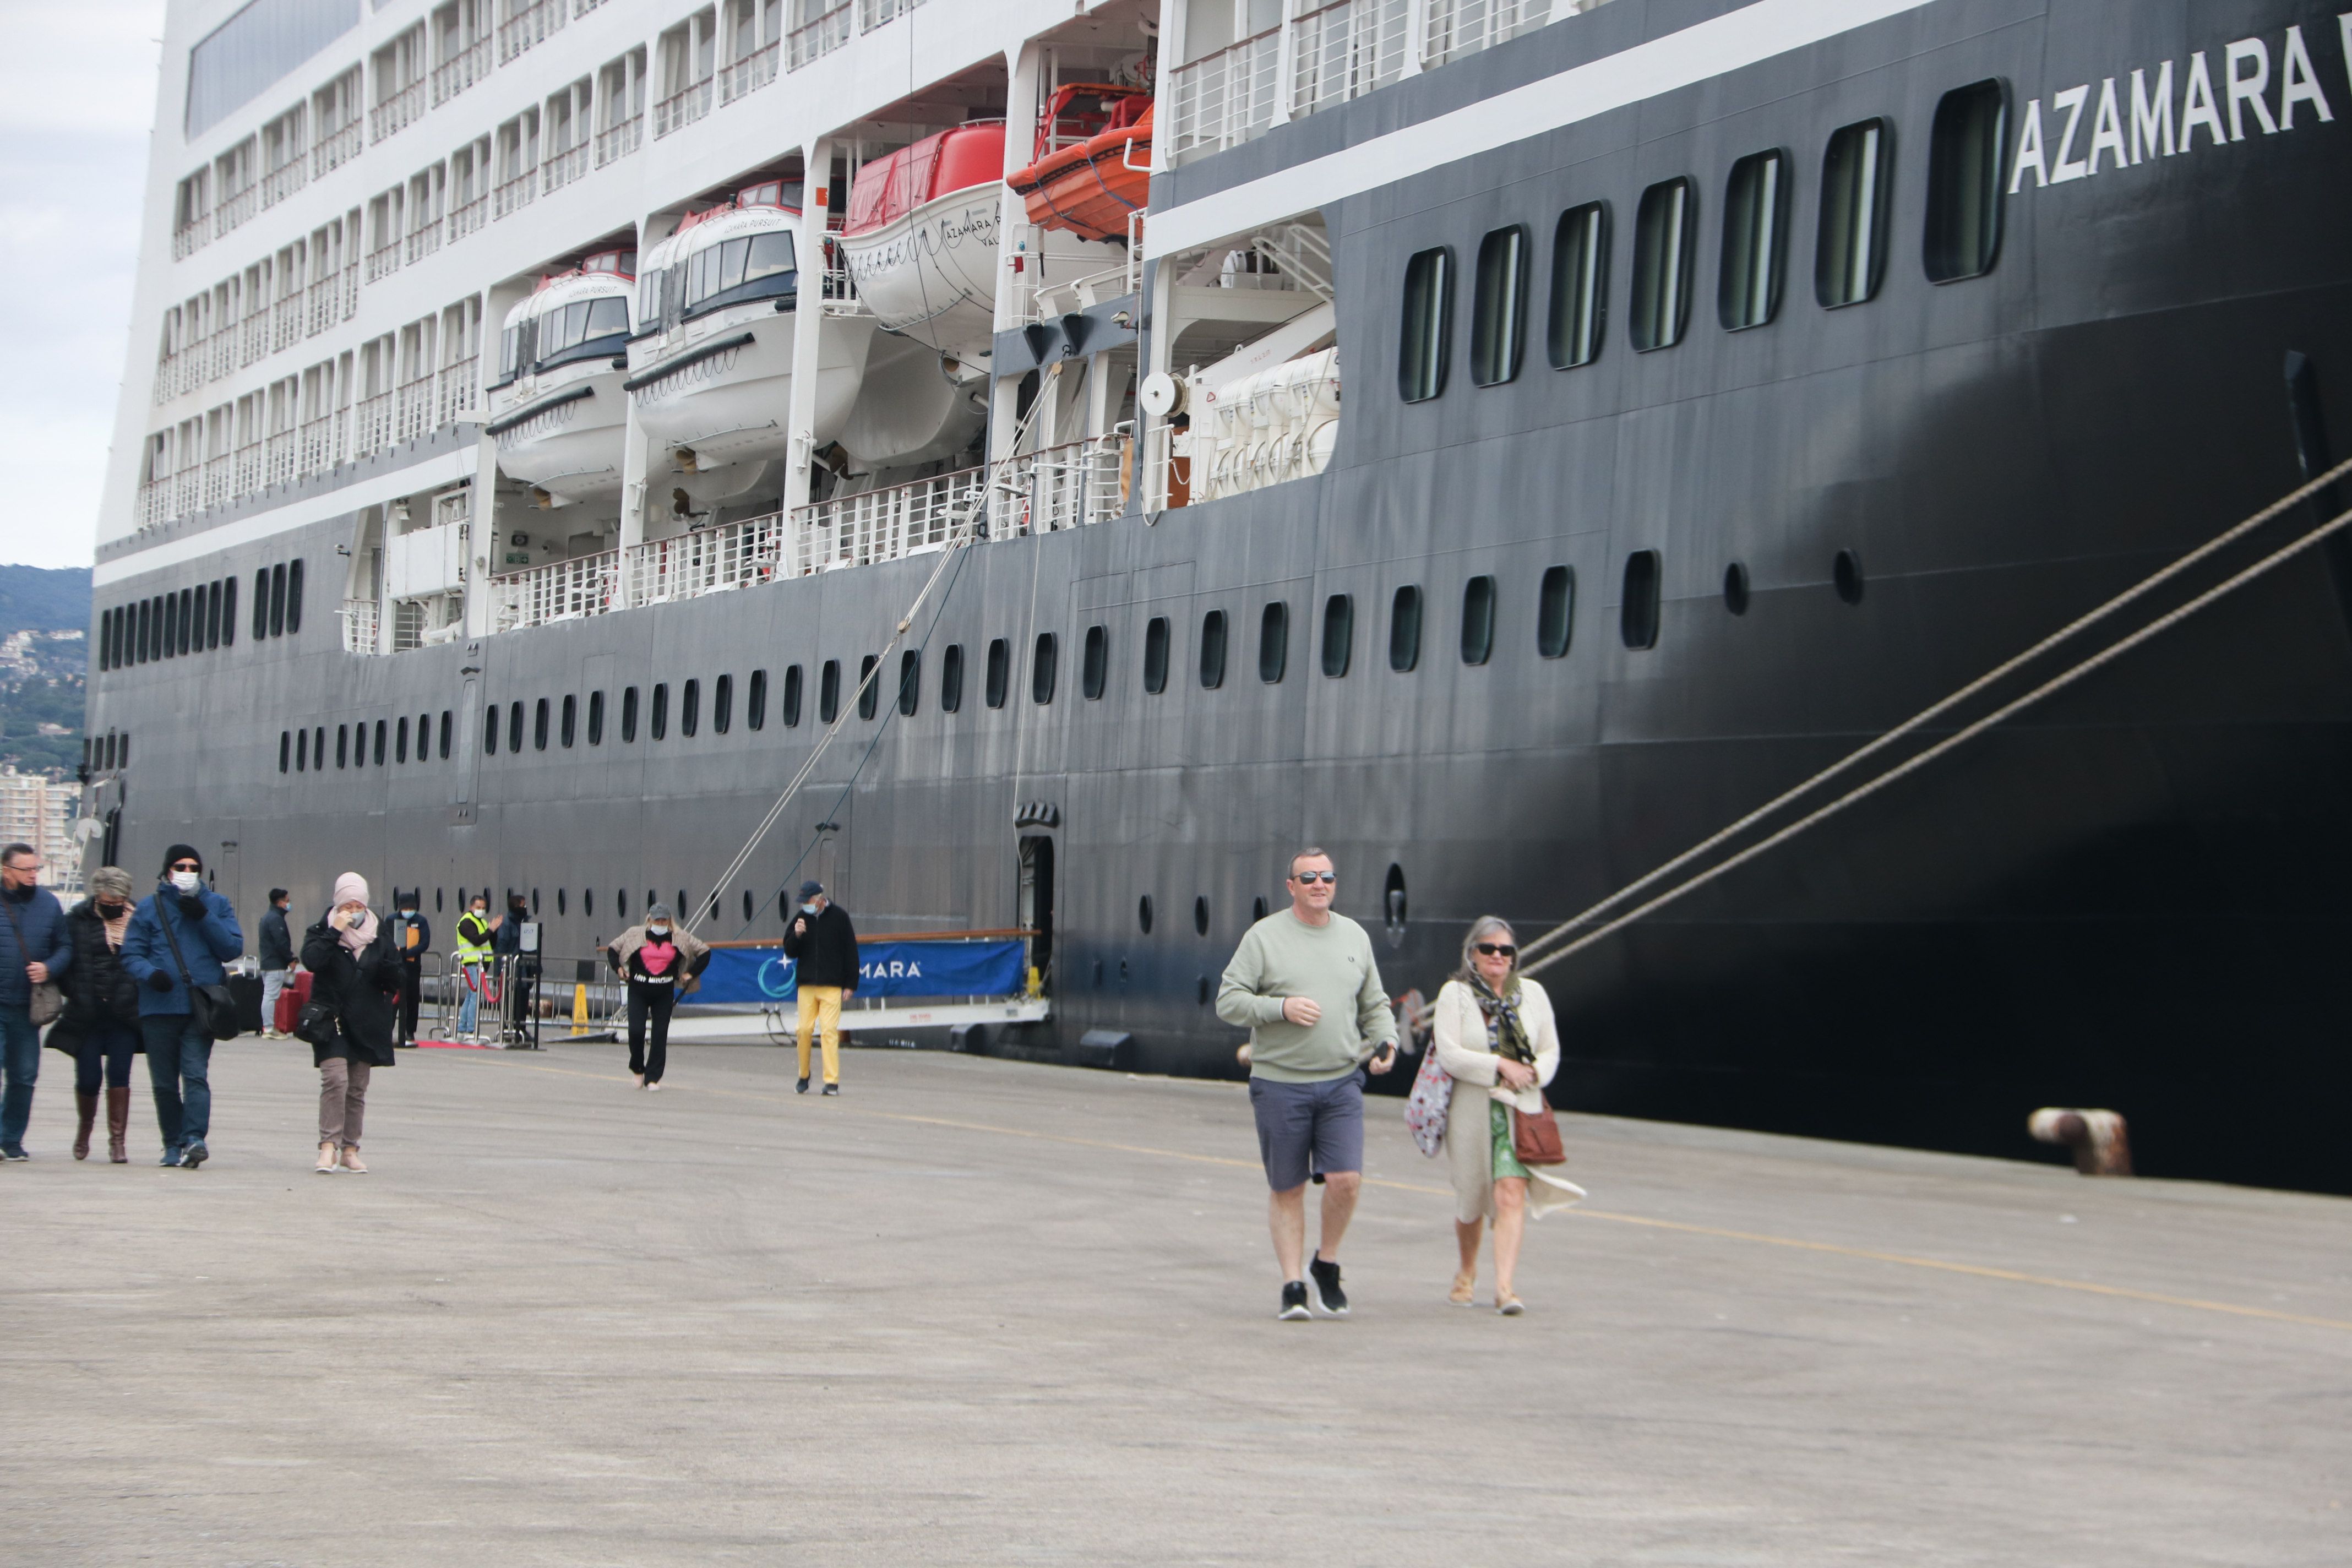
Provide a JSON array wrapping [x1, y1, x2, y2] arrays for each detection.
[[621, 685, 639, 742], [560, 694, 576, 748], [1925, 83, 2006, 283], [1258, 602, 1288, 684], [1537, 566, 1575, 657], [1198, 610, 1227, 689], [819, 660, 840, 723], [374, 719, 386, 764], [680, 678, 699, 737], [1081, 625, 1107, 700], [1460, 575, 1496, 665], [651, 682, 669, 739], [782, 665, 803, 727], [508, 700, 523, 753], [1621, 551, 1662, 649], [336, 723, 349, 768], [1389, 585, 1422, 672], [1469, 226, 1527, 387], [1142, 618, 1169, 694], [984, 640, 1009, 709], [253, 570, 270, 639], [858, 656, 879, 720], [533, 698, 549, 750], [898, 650, 921, 717], [439, 710, 451, 759], [746, 669, 765, 729], [396, 716, 409, 763], [713, 673, 732, 734], [483, 706, 498, 755], [1818, 118, 1891, 308], [1630, 178, 1694, 351], [1398, 247, 1452, 402], [1719, 150, 1787, 330], [1320, 595, 1352, 678], [587, 690, 604, 745], [1030, 635, 1057, 705], [939, 646, 963, 713]]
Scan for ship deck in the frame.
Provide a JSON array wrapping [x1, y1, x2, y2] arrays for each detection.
[[4, 1043, 2346, 1564]]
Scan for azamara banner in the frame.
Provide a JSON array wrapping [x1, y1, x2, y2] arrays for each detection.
[[685, 940, 1028, 1006]]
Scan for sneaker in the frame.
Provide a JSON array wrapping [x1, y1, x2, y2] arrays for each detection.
[[821, 1082, 839, 1097], [1308, 1256, 1349, 1317], [1277, 1281, 1311, 1321], [646, 1081, 663, 1092], [796, 1077, 810, 1094], [1, 1144, 28, 1161], [181, 1140, 209, 1170], [158, 1146, 182, 1168]]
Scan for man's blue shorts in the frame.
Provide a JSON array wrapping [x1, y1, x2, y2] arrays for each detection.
[[1248, 1071, 1365, 1191]]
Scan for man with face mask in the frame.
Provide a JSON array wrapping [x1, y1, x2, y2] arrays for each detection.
[[453, 893, 493, 1041], [0, 841, 72, 1161], [121, 845, 244, 1168], [605, 903, 711, 1089], [388, 890, 431, 1048], [780, 880, 858, 1096]]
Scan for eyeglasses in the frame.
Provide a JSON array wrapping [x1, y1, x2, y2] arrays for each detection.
[[170, 861, 201, 872], [1474, 943, 1517, 959], [1291, 871, 1337, 884]]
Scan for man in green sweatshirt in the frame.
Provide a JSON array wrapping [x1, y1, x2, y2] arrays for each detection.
[[1216, 847, 1398, 1320]]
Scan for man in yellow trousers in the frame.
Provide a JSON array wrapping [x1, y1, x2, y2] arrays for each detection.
[[781, 880, 858, 1096]]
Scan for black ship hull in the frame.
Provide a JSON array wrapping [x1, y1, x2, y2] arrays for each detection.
[[90, 0, 2352, 1191]]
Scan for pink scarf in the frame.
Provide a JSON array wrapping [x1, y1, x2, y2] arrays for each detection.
[[333, 872, 379, 955]]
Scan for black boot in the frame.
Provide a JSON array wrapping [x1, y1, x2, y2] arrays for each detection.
[[73, 1091, 97, 1161]]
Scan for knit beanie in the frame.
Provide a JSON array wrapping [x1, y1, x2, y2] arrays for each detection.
[[161, 843, 203, 875]]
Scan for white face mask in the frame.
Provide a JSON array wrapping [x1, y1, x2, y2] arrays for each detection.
[[801, 902, 819, 914], [647, 925, 670, 939], [170, 871, 201, 894], [342, 907, 368, 928]]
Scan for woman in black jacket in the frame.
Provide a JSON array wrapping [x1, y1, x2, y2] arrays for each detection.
[[300, 872, 401, 1174], [48, 865, 143, 1162]]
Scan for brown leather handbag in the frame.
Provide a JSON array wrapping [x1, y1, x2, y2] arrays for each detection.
[[1512, 1093, 1567, 1167]]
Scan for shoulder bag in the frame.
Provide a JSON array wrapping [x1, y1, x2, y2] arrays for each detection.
[[157, 898, 242, 1042], [0, 894, 63, 1027], [1512, 1092, 1567, 1167]]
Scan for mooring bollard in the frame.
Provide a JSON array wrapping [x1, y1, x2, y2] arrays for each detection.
[[2028, 1108, 2133, 1176]]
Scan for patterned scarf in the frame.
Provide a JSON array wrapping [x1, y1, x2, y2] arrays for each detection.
[[1469, 970, 1534, 1067]]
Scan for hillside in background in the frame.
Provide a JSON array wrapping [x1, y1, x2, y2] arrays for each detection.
[[0, 564, 89, 778]]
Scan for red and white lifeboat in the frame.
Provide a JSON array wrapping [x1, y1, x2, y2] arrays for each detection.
[[835, 122, 1119, 364]]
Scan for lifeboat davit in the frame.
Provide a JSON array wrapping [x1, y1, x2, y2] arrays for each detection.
[[835, 122, 1118, 366], [485, 251, 635, 505], [624, 182, 876, 504], [1008, 85, 1152, 243]]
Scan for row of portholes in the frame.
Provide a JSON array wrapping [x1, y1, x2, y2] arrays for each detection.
[[1713, 549, 1866, 622], [415, 885, 810, 930]]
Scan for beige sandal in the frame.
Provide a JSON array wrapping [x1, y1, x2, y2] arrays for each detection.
[[339, 1146, 368, 1174], [1496, 1293, 1526, 1316], [1449, 1271, 1477, 1306], [315, 1142, 337, 1174]]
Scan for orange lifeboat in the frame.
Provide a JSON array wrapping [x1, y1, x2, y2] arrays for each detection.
[[1008, 84, 1152, 243]]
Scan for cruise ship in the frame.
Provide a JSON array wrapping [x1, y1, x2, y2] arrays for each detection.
[[88, 0, 2352, 1190]]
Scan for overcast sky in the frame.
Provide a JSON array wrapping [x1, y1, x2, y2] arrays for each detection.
[[0, 0, 168, 572]]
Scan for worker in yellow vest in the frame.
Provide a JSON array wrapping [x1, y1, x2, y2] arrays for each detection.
[[453, 892, 494, 1041]]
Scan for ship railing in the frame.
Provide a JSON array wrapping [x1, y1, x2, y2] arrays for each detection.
[[307, 274, 340, 335], [312, 119, 362, 179], [354, 391, 395, 458], [240, 312, 270, 367], [397, 374, 437, 444], [1030, 260, 1138, 324], [1424, 0, 1577, 68], [171, 213, 211, 262], [790, 470, 983, 577], [542, 140, 590, 193], [366, 237, 402, 283], [135, 479, 170, 529], [438, 356, 481, 425], [264, 428, 300, 488], [260, 156, 306, 210], [339, 597, 381, 655], [176, 469, 204, 519], [858, 0, 924, 29], [451, 192, 489, 241], [344, 259, 360, 318], [1005, 429, 1133, 536], [213, 182, 258, 239], [493, 168, 538, 219], [787, 3, 851, 69], [629, 512, 789, 604], [1290, 0, 1411, 122], [202, 455, 234, 511], [653, 78, 714, 138], [212, 325, 238, 380], [369, 78, 426, 143], [431, 36, 492, 105], [718, 40, 779, 104], [1167, 22, 1282, 163], [492, 549, 623, 631], [152, 351, 178, 407], [298, 411, 346, 476], [594, 114, 644, 166], [271, 295, 303, 353], [496, 0, 567, 64], [233, 438, 264, 496], [406, 216, 445, 264]]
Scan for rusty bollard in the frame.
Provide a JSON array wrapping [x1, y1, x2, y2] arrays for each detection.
[[2029, 1108, 2133, 1176]]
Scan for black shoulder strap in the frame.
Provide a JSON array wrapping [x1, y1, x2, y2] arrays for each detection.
[[154, 895, 199, 989]]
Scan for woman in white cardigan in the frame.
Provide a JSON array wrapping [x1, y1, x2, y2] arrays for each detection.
[[1431, 917, 1583, 1314]]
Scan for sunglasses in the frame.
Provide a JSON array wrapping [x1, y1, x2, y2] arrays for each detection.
[[1291, 872, 1337, 884], [1474, 943, 1517, 959], [170, 862, 202, 872]]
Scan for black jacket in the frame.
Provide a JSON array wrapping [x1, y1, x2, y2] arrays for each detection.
[[300, 916, 404, 1068], [781, 902, 859, 989], [48, 899, 141, 1054], [389, 911, 431, 963], [258, 904, 293, 970]]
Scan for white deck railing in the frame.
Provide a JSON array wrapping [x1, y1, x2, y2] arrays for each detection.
[[787, 3, 851, 68], [1168, 0, 1609, 165], [594, 115, 643, 165], [432, 38, 492, 105], [718, 41, 778, 103], [792, 470, 983, 576], [492, 549, 622, 630], [369, 79, 426, 142], [628, 511, 789, 603], [496, 0, 567, 63], [653, 79, 712, 137], [858, 0, 925, 30]]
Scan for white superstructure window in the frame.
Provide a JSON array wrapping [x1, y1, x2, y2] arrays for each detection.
[[371, 23, 428, 142], [313, 64, 364, 177], [494, 108, 540, 217], [450, 135, 492, 238], [655, 9, 717, 137], [544, 78, 592, 191], [214, 138, 258, 239], [262, 103, 309, 208], [596, 47, 646, 164], [431, 0, 493, 105], [172, 168, 212, 260]]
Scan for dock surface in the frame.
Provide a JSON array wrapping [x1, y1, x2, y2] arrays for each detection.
[[3, 1043, 2346, 1565]]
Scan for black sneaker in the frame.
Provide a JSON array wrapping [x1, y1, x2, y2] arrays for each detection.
[[157, 1146, 182, 1168], [1309, 1256, 1349, 1317], [796, 1077, 810, 1094], [1, 1144, 28, 1161], [181, 1140, 209, 1170], [821, 1082, 839, 1097], [1277, 1281, 1311, 1320]]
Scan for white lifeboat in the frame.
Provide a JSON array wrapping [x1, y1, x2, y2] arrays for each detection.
[[835, 124, 1118, 366], [484, 251, 635, 505], [624, 182, 877, 499]]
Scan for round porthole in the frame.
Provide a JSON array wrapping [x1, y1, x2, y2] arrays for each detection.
[[557, 889, 567, 916], [584, 889, 594, 918], [1253, 895, 1268, 922], [1196, 974, 1211, 1006], [618, 889, 629, 917], [532, 889, 541, 915], [1194, 896, 1210, 936], [1138, 895, 1154, 934], [743, 889, 754, 922], [1723, 562, 1750, 615], [435, 888, 443, 913], [1834, 549, 1864, 605]]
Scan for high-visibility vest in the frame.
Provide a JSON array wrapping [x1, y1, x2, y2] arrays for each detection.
[[455, 911, 493, 965]]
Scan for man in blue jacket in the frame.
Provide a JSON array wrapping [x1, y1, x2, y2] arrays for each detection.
[[0, 841, 72, 1160], [122, 843, 243, 1169]]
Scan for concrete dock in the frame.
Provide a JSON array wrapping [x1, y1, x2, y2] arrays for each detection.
[[2, 1042, 2346, 1565]]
